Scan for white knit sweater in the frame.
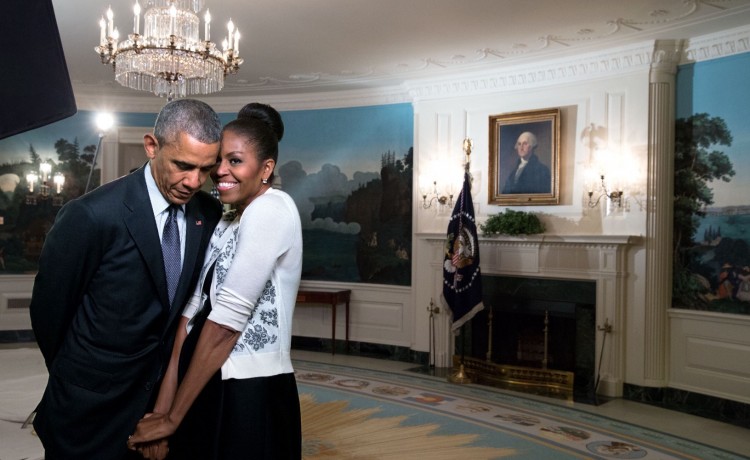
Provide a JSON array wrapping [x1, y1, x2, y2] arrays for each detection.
[[183, 188, 302, 380]]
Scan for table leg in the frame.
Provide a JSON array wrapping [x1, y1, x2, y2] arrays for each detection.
[[345, 300, 350, 353], [331, 301, 336, 355]]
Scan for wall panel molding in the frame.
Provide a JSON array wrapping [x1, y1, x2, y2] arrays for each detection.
[[0, 275, 34, 331], [669, 310, 750, 404]]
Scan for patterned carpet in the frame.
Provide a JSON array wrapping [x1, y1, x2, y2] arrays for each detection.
[[294, 360, 746, 460], [1, 348, 746, 459]]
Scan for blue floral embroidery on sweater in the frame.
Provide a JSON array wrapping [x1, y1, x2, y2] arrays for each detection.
[[235, 324, 278, 352], [260, 309, 278, 327], [215, 227, 239, 286], [257, 280, 276, 304], [231, 280, 279, 352]]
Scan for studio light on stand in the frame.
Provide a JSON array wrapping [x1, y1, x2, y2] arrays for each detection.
[[85, 112, 115, 194]]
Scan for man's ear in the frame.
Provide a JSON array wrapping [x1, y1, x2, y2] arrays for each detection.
[[143, 134, 159, 160]]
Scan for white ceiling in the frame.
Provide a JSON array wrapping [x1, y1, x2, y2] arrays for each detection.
[[52, 0, 750, 101]]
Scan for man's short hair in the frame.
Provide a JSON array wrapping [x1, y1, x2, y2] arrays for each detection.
[[153, 99, 222, 146]]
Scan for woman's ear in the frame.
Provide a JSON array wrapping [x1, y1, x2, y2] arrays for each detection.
[[264, 159, 276, 175]]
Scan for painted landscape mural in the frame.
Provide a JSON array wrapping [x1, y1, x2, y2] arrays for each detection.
[[0, 112, 106, 272], [278, 104, 414, 286], [0, 104, 414, 286], [673, 53, 750, 315]]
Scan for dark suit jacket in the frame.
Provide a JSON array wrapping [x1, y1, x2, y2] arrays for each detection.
[[29, 166, 221, 460], [501, 153, 551, 194]]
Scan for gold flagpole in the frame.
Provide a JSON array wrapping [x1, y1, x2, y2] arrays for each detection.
[[463, 138, 473, 173], [486, 306, 493, 363], [448, 137, 474, 385]]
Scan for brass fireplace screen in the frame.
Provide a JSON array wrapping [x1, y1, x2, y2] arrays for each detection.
[[455, 309, 575, 400]]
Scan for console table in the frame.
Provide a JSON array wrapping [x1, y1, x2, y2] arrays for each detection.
[[296, 288, 351, 354]]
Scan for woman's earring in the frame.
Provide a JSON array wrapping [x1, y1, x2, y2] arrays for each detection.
[[262, 178, 268, 184]]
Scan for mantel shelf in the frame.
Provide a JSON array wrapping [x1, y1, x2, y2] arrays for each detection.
[[416, 233, 642, 246]]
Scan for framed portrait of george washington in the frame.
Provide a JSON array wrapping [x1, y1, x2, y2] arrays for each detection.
[[488, 108, 560, 206]]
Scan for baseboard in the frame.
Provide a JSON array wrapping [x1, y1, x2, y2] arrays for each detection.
[[0, 331, 430, 367], [291, 336, 429, 366], [624, 383, 750, 429], [0, 329, 35, 344]]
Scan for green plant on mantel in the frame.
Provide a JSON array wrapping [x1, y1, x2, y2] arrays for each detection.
[[479, 209, 545, 236]]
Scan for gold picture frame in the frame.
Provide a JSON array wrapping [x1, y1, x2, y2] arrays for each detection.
[[488, 108, 560, 206]]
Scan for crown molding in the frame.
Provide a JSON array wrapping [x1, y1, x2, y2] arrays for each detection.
[[73, 82, 412, 113], [681, 24, 750, 63], [405, 41, 661, 101], [405, 24, 750, 101], [205, 86, 412, 113], [73, 25, 750, 112]]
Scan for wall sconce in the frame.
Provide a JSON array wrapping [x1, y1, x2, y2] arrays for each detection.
[[53, 172, 65, 194], [25, 161, 65, 206], [587, 174, 623, 208], [421, 181, 453, 209], [26, 172, 38, 194], [39, 162, 52, 196]]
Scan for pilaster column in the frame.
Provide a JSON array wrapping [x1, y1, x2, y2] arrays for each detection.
[[643, 40, 684, 385]]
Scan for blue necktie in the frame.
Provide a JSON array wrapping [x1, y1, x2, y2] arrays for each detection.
[[162, 205, 182, 305]]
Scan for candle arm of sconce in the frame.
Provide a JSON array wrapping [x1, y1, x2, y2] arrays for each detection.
[[587, 175, 624, 208]]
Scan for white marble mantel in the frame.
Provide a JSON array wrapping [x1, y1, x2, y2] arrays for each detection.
[[415, 233, 640, 397]]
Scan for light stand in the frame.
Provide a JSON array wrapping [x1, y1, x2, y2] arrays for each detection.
[[85, 132, 105, 194], [85, 113, 114, 194]]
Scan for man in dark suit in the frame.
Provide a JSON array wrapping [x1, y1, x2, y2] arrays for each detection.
[[502, 131, 551, 194], [29, 99, 224, 459]]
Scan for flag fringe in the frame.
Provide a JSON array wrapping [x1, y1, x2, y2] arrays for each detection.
[[440, 294, 484, 335]]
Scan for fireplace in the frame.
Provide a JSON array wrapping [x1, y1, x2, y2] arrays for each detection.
[[458, 276, 596, 401], [417, 234, 636, 399]]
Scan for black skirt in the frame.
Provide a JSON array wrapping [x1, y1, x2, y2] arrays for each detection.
[[169, 292, 301, 459]]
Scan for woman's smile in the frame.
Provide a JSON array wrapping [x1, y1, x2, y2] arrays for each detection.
[[216, 181, 239, 191]]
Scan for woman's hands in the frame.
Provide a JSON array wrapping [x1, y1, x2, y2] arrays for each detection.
[[130, 439, 170, 460], [127, 413, 177, 460], [128, 319, 239, 459]]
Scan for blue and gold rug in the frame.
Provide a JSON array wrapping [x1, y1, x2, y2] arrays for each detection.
[[294, 360, 746, 460], [0, 349, 746, 459]]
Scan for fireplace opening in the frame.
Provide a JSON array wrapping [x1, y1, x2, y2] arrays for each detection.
[[458, 275, 596, 402]]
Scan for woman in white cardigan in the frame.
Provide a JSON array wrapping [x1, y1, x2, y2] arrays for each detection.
[[129, 103, 303, 460]]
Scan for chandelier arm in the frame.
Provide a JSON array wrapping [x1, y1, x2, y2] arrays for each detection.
[[94, 1, 241, 98]]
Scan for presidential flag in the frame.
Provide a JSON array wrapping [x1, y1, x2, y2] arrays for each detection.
[[441, 171, 484, 333]]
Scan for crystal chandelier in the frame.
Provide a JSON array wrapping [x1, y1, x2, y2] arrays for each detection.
[[95, 0, 243, 100]]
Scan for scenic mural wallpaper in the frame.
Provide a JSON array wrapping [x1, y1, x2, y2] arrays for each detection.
[[279, 104, 413, 286], [0, 104, 414, 286], [0, 111, 130, 273], [673, 52, 750, 315]]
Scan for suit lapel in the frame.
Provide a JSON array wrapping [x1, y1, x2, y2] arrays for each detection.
[[122, 170, 171, 309]]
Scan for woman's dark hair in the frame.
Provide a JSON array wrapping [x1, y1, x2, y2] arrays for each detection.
[[223, 102, 284, 183]]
